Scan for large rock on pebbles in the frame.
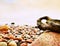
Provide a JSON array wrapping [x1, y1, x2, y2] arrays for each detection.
[[31, 32, 60, 46]]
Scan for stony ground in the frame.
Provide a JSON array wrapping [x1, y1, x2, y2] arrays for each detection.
[[0, 23, 43, 46]]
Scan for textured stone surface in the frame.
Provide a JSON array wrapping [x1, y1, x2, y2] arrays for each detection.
[[31, 32, 60, 46]]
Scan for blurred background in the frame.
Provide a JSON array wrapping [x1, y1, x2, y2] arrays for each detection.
[[0, 0, 60, 25]]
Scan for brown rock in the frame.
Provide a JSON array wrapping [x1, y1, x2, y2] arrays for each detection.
[[0, 25, 9, 31], [31, 32, 60, 46], [26, 39, 33, 43], [20, 42, 27, 46]]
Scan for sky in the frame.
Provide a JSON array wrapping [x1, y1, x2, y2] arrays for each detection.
[[0, 0, 60, 25]]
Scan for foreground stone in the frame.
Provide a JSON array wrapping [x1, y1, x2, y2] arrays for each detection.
[[31, 32, 60, 46]]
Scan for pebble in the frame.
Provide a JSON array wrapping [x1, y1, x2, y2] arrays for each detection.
[[8, 41, 17, 46], [20, 42, 27, 46], [0, 42, 7, 46]]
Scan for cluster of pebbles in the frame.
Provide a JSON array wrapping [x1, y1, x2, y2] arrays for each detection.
[[0, 23, 43, 46]]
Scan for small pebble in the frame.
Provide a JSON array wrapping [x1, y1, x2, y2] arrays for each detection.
[[20, 42, 27, 46]]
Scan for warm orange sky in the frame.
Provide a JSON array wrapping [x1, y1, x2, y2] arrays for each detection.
[[0, 0, 60, 25]]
